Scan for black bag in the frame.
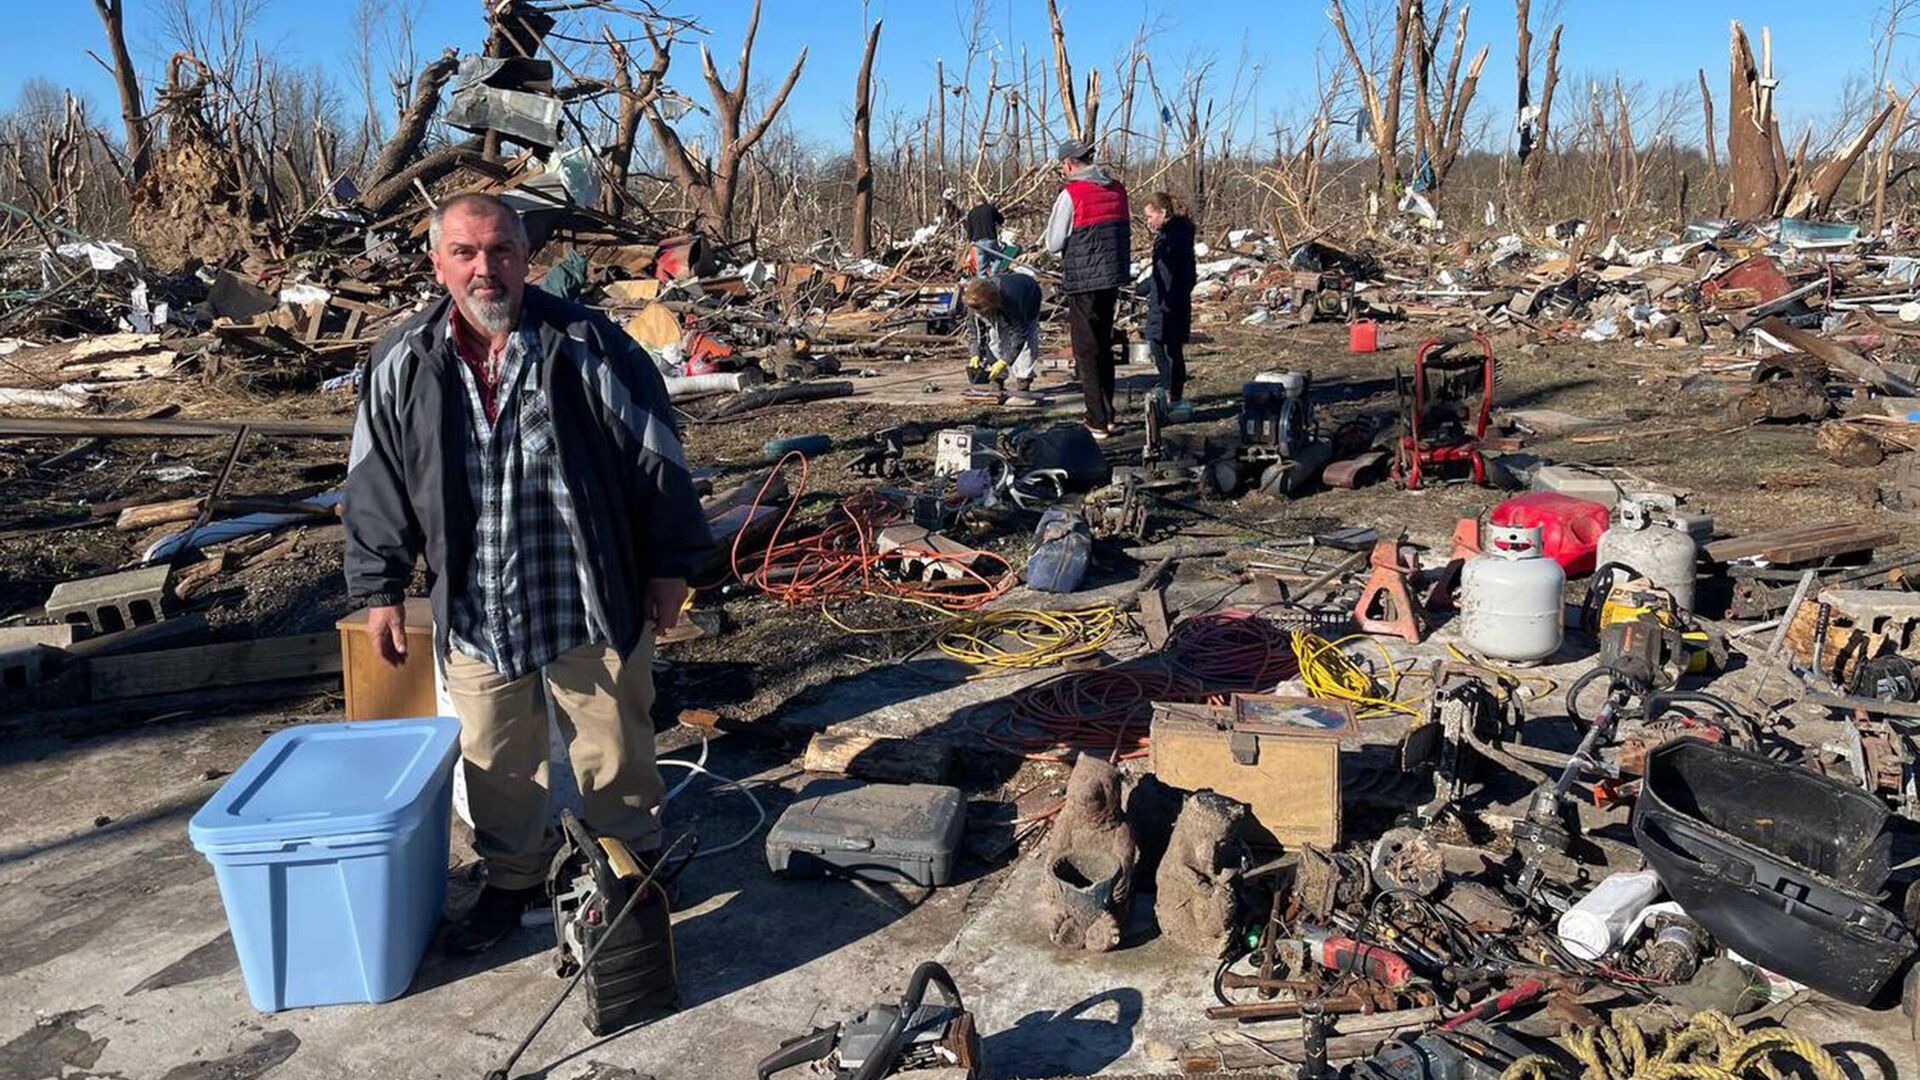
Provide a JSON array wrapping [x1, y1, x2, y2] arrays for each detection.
[[1012, 423, 1111, 492]]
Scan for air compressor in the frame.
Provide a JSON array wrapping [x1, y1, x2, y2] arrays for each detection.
[[1211, 371, 1333, 497]]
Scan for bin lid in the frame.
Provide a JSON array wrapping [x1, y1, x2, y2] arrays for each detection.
[[189, 717, 460, 851]]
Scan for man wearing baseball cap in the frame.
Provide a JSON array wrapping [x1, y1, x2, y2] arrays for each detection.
[[1042, 138, 1130, 439]]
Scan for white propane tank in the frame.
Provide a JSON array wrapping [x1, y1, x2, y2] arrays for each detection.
[[1461, 524, 1565, 664], [1595, 494, 1699, 613]]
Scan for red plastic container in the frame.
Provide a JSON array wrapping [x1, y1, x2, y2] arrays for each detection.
[[1489, 492, 1610, 577], [1349, 321, 1379, 353]]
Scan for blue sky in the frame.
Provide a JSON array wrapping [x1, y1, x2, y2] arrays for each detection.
[[3, 1, 1910, 152]]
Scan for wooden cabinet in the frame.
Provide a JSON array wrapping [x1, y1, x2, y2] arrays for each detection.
[[335, 598, 438, 721]]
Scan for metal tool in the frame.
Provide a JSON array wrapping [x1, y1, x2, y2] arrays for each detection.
[[757, 961, 980, 1080], [1297, 923, 1416, 989], [482, 826, 692, 1080]]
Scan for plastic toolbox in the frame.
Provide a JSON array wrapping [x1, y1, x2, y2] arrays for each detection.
[[188, 717, 461, 1011], [1632, 738, 1915, 1004], [766, 780, 966, 887]]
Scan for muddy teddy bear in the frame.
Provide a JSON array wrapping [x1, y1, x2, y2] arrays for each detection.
[[1154, 791, 1248, 955], [1042, 754, 1138, 952]]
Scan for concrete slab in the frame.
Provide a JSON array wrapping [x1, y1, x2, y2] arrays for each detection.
[[934, 853, 1219, 1078], [0, 708, 991, 1080]]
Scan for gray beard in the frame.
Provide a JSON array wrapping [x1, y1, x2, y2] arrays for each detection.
[[465, 293, 517, 336]]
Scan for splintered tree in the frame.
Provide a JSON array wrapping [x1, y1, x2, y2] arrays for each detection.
[[1327, 0, 1413, 199], [1405, 0, 1488, 194], [1515, 0, 1562, 192], [1725, 21, 1903, 220], [1726, 22, 1782, 219], [1046, 0, 1100, 150], [640, 0, 807, 239]]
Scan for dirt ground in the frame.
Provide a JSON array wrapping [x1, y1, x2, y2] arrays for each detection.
[[6, 310, 1920, 1079], [7, 311, 1909, 724]]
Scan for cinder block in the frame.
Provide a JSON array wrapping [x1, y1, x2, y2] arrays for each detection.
[[44, 565, 171, 634], [0, 645, 57, 689]]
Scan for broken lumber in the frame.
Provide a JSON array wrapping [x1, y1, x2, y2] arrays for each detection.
[[0, 416, 351, 439], [88, 632, 341, 700], [803, 731, 952, 783], [1757, 317, 1917, 396]]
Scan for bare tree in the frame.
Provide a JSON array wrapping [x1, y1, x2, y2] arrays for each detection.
[[1328, 0, 1415, 200], [641, 0, 808, 237], [87, 0, 152, 185], [851, 18, 882, 255]]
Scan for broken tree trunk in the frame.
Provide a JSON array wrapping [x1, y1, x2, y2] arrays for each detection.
[[360, 137, 488, 217], [641, 0, 808, 238], [851, 19, 882, 257], [1329, 0, 1415, 200], [1525, 23, 1563, 186], [363, 48, 461, 198], [1786, 86, 1899, 218], [88, 0, 151, 186], [1047, 0, 1080, 144], [1727, 22, 1781, 220]]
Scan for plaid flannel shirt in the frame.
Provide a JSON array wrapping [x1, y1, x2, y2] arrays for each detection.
[[445, 312, 604, 680]]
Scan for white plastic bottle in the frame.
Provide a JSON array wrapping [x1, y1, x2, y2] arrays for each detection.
[[1556, 870, 1662, 961]]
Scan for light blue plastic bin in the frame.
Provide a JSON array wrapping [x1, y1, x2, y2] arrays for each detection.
[[188, 717, 462, 1012]]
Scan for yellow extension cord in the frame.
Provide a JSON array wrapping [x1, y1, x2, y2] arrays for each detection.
[[931, 603, 1120, 670], [825, 594, 1122, 673], [1497, 1010, 1850, 1080], [1292, 632, 1426, 718]]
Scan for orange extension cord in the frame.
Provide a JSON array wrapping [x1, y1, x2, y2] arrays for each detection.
[[972, 610, 1301, 762], [729, 451, 1015, 612]]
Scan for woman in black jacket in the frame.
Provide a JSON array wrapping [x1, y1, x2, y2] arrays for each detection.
[[1142, 192, 1197, 410]]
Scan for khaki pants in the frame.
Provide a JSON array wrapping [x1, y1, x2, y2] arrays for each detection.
[[442, 639, 663, 889]]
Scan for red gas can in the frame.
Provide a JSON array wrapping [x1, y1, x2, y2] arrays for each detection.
[[1349, 320, 1379, 353], [1488, 492, 1610, 577]]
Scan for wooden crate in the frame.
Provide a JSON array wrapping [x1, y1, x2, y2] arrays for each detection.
[[335, 597, 438, 721], [1149, 696, 1354, 848]]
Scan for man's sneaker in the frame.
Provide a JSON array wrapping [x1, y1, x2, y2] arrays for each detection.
[[1087, 425, 1112, 441], [1013, 377, 1034, 392], [1165, 399, 1195, 423], [445, 883, 543, 955]]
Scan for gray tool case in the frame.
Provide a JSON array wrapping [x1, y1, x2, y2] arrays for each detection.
[[765, 781, 966, 887]]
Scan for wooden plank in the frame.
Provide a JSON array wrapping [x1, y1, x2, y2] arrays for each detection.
[[116, 496, 203, 531], [88, 633, 341, 700], [1706, 522, 1899, 564], [802, 731, 952, 783], [1138, 587, 1172, 649], [0, 416, 350, 439]]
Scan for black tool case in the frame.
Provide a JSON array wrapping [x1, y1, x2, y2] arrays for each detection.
[[766, 781, 966, 887], [1632, 738, 1916, 1004]]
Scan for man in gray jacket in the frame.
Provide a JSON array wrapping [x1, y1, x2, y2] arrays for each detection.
[[345, 193, 711, 955], [1043, 139, 1130, 437]]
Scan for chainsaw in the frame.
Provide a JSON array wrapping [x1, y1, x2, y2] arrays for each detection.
[[757, 962, 981, 1080]]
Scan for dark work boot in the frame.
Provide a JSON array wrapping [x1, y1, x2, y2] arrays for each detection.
[[445, 883, 543, 955]]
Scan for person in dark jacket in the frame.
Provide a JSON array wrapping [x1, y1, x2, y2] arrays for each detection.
[[344, 193, 712, 956], [1142, 191, 1197, 412], [1043, 139, 1130, 438]]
